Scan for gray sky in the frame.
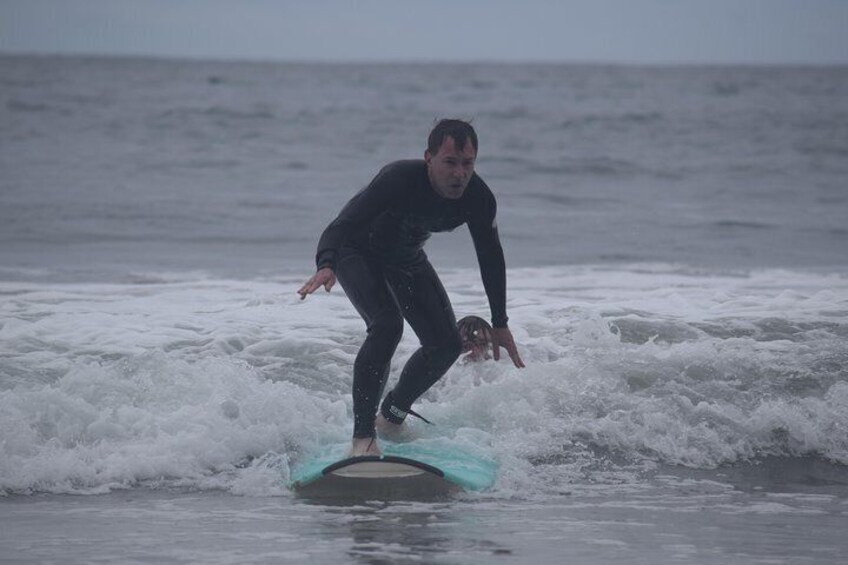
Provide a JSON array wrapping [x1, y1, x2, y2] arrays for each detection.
[[1, 0, 846, 64]]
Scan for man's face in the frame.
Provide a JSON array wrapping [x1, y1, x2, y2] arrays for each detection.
[[458, 318, 492, 362], [425, 136, 476, 199], [462, 340, 490, 362]]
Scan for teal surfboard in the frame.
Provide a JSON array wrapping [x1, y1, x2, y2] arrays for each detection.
[[289, 439, 497, 499]]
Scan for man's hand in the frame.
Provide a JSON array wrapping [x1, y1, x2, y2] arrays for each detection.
[[491, 327, 525, 368], [298, 267, 336, 300]]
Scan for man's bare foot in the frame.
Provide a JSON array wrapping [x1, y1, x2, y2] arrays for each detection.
[[347, 436, 381, 457], [376, 414, 414, 442]]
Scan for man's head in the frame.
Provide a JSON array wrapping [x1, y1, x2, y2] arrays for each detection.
[[425, 119, 478, 200], [457, 315, 493, 362]]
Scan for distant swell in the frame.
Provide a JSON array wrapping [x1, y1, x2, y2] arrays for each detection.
[[536, 157, 643, 177], [712, 219, 776, 230], [559, 112, 664, 129], [158, 105, 276, 122]]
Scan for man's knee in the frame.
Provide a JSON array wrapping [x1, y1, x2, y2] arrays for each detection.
[[429, 331, 461, 366], [421, 329, 462, 361], [367, 311, 403, 343]]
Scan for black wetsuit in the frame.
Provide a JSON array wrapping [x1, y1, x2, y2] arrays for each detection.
[[315, 160, 508, 437]]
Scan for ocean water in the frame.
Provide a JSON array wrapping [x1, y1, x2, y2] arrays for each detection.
[[1, 55, 848, 563]]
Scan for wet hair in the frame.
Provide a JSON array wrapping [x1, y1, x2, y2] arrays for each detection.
[[457, 315, 492, 351], [427, 119, 478, 155]]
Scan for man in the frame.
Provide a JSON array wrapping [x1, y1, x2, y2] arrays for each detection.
[[298, 119, 524, 457]]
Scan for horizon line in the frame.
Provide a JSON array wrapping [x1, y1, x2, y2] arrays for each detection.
[[2, 49, 847, 69]]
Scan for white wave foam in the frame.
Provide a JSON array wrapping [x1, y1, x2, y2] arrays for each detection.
[[1, 266, 846, 495]]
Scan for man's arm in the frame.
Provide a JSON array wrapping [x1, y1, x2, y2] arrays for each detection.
[[299, 163, 400, 300], [314, 163, 400, 272], [468, 185, 525, 368]]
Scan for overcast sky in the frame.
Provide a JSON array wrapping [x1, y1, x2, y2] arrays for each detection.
[[1, 0, 846, 64]]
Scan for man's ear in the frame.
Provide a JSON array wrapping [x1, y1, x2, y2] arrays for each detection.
[[424, 149, 432, 164]]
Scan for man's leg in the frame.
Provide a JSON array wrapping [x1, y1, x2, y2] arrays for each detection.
[[334, 251, 404, 446], [380, 259, 462, 425]]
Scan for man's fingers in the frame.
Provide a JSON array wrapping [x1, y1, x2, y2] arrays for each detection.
[[508, 345, 526, 368], [298, 270, 336, 300], [490, 328, 525, 368], [297, 277, 321, 299], [500, 342, 522, 368], [297, 283, 309, 299]]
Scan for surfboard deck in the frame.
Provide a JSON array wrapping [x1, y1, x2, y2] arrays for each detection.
[[289, 439, 497, 500]]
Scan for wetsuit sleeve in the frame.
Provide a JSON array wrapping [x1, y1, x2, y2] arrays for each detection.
[[467, 183, 509, 328], [314, 164, 399, 271]]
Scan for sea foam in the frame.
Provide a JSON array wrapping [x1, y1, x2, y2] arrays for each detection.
[[1, 265, 846, 495]]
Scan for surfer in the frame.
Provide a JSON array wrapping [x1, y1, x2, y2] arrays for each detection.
[[457, 315, 494, 362], [298, 119, 524, 457]]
